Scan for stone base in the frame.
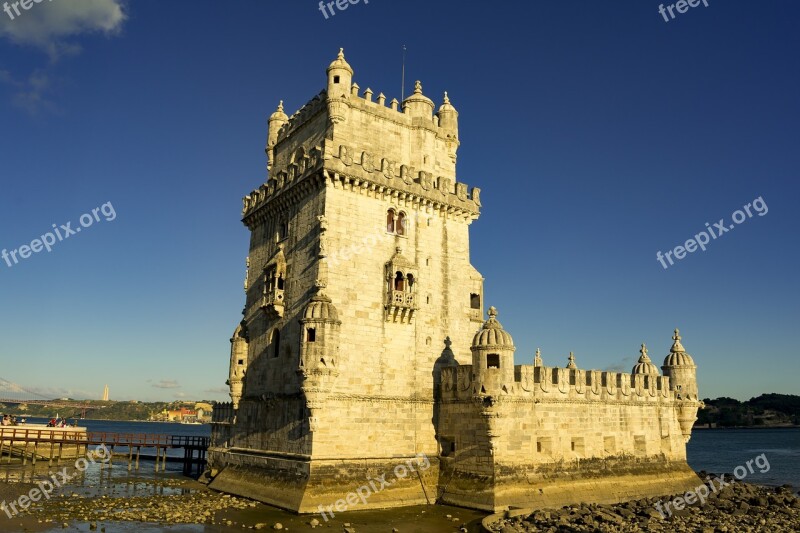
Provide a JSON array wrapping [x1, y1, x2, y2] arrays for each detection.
[[439, 455, 702, 512], [208, 448, 439, 514]]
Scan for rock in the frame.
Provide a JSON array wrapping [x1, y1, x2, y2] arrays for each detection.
[[272, 523, 283, 530], [254, 524, 267, 530], [309, 518, 320, 527]]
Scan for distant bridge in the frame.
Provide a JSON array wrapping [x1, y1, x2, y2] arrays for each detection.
[[0, 378, 101, 417]]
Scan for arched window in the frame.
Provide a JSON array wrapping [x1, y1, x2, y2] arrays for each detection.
[[386, 209, 396, 233], [394, 271, 404, 291], [271, 329, 281, 358], [396, 212, 406, 236], [407, 274, 415, 292], [277, 274, 285, 290]]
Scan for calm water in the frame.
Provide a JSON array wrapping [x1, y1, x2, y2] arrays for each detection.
[[16, 420, 800, 488], [688, 427, 800, 488], [18, 420, 800, 486]]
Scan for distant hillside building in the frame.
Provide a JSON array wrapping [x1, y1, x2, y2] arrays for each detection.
[[208, 50, 702, 512]]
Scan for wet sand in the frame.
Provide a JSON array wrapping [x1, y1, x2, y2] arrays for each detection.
[[0, 462, 486, 532]]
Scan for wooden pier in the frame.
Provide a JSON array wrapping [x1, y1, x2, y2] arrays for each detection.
[[0, 427, 209, 476]]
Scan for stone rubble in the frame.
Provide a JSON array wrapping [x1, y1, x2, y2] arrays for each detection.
[[487, 476, 800, 533]]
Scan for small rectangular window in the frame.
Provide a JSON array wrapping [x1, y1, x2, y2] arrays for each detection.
[[237, 359, 244, 365], [307, 328, 316, 343], [487, 354, 500, 369], [470, 293, 481, 309], [571, 437, 585, 456], [537, 437, 552, 455], [333, 75, 340, 83]]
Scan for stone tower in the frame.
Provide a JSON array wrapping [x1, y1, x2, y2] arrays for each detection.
[[208, 50, 484, 512]]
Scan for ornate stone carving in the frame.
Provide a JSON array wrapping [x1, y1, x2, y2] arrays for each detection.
[[381, 158, 397, 179], [419, 171, 432, 191], [339, 145, 353, 166], [456, 182, 468, 201], [361, 151, 375, 173]]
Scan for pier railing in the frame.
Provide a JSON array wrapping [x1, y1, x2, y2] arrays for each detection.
[[0, 428, 209, 475]]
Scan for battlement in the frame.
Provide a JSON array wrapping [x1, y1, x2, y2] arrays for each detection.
[[440, 364, 675, 403]]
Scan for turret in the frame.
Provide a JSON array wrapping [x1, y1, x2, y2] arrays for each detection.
[[662, 328, 700, 442], [266, 101, 288, 170], [228, 322, 249, 409], [471, 306, 516, 391], [661, 329, 698, 400], [298, 287, 342, 432], [437, 92, 459, 139], [326, 48, 353, 98], [566, 351, 577, 369], [402, 81, 435, 120], [326, 48, 353, 124], [632, 343, 659, 375]]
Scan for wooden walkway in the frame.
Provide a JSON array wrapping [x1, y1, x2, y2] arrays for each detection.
[[0, 428, 209, 476]]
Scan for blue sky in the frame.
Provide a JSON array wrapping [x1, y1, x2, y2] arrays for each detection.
[[0, 1, 797, 402]]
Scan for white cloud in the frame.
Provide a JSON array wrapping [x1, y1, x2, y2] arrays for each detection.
[[0, 1, 126, 114], [0, 0, 126, 56]]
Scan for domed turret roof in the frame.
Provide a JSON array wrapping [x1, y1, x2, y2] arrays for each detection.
[[438, 92, 457, 114], [302, 291, 339, 321], [402, 80, 435, 107], [632, 343, 659, 375], [662, 329, 696, 367], [472, 307, 515, 350], [327, 48, 353, 75], [269, 100, 288, 123]]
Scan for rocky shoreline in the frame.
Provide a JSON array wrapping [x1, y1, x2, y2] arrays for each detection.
[[486, 473, 800, 532]]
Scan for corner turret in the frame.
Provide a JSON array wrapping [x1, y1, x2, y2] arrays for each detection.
[[298, 286, 342, 432], [437, 91, 459, 140], [326, 48, 353, 99], [662, 328, 700, 442], [661, 329, 698, 399], [471, 306, 516, 391], [266, 101, 288, 170], [228, 322, 249, 409]]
